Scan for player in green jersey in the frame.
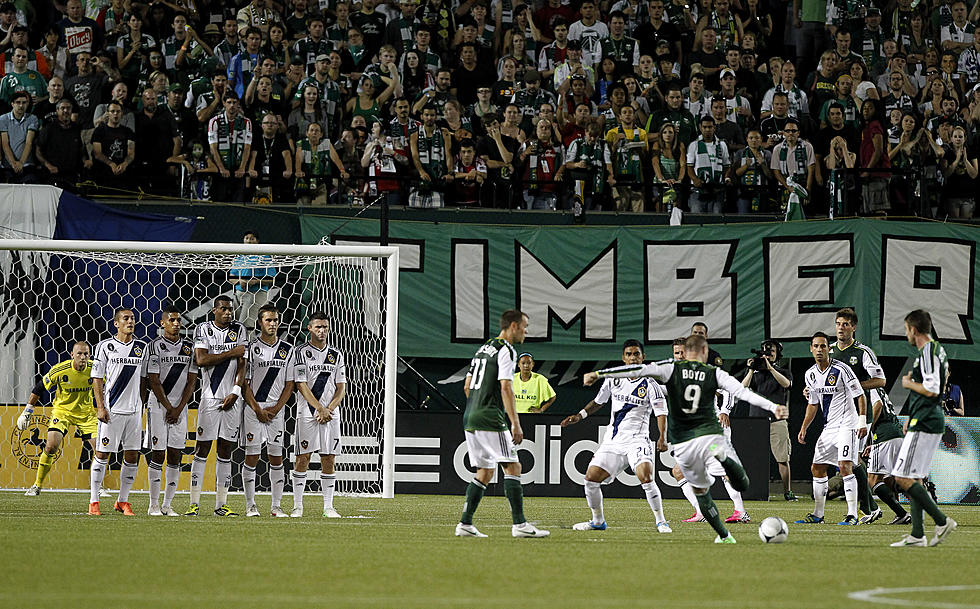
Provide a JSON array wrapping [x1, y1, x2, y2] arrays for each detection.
[[831, 308, 884, 523], [890, 310, 956, 547], [585, 334, 788, 544], [863, 388, 910, 525], [456, 310, 549, 538]]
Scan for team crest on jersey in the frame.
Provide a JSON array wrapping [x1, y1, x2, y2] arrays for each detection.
[[301, 440, 308, 449], [246, 433, 254, 442], [107, 343, 115, 351], [182, 345, 192, 355], [306, 350, 313, 359], [228, 331, 238, 342], [88, 378, 93, 384], [826, 372, 838, 386], [254, 346, 262, 355], [327, 353, 336, 364], [208, 327, 214, 337], [278, 348, 288, 359], [633, 384, 647, 399], [101, 437, 109, 446], [133, 346, 143, 357], [849, 356, 858, 366], [152, 436, 158, 446], [62, 375, 69, 383], [198, 426, 204, 434], [52, 418, 59, 425], [612, 379, 621, 388]]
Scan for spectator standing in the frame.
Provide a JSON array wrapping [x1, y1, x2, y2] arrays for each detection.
[[686, 115, 730, 213], [513, 353, 556, 413], [207, 92, 253, 202], [0, 89, 37, 183], [228, 230, 278, 330], [36, 98, 89, 189]]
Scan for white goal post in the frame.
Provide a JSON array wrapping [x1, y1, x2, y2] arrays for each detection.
[[0, 239, 399, 498]]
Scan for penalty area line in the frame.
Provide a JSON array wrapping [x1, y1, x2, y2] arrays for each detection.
[[848, 585, 980, 608]]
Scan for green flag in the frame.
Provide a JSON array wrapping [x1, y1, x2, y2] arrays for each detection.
[[784, 178, 807, 221]]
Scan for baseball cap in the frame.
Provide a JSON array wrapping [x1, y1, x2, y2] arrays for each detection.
[[204, 24, 220, 35], [866, 7, 881, 15], [720, 67, 736, 79], [524, 70, 541, 83], [315, 53, 330, 62], [168, 83, 185, 93], [566, 39, 582, 50]]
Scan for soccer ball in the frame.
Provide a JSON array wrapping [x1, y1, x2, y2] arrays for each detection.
[[758, 517, 789, 543]]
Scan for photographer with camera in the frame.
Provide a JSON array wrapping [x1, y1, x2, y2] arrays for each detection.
[[742, 339, 796, 501]]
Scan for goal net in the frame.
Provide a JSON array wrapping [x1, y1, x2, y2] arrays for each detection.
[[0, 239, 398, 498]]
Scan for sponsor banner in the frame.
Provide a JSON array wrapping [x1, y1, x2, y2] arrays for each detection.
[[299, 217, 980, 361], [394, 412, 772, 500]]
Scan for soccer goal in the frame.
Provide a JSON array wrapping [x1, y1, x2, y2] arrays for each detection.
[[0, 239, 399, 498]]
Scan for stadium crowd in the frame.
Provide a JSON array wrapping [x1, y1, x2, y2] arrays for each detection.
[[0, 0, 977, 217]]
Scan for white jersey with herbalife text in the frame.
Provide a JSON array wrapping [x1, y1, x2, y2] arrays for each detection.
[[594, 377, 668, 444], [805, 358, 863, 430], [143, 336, 199, 406], [91, 336, 148, 415], [194, 320, 248, 400], [293, 342, 346, 420], [246, 337, 296, 402]]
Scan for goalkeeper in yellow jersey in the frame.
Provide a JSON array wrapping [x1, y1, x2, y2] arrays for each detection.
[[17, 341, 104, 496]]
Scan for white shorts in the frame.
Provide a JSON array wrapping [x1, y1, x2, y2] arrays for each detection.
[[672, 433, 740, 490], [294, 414, 342, 456], [144, 400, 188, 451], [243, 404, 285, 456], [590, 437, 655, 480], [813, 427, 859, 466], [868, 437, 904, 475], [195, 397, 243, 443], [890, 431, 941, 480], [97, 411, 142, 453], [464, 429, 519, 470], [706, 426, 733, 477]]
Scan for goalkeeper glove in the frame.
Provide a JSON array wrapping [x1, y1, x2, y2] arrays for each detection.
[[16, 407, 33, 430]]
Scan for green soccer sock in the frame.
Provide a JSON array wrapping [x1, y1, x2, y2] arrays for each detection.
[[909, 494, 924, 539], [460, 480, 486, 525], [720, 458, 750, 493], [873, 482, 906, 517], [853, 463, 872, 514], [907, 482, 946, 527], [696, 492, 729, 539], [503, 475, 526, 525], [35, 452, 55, 488]]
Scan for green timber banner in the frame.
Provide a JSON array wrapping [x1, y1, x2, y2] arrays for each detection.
[[300, 217, 980, 361]]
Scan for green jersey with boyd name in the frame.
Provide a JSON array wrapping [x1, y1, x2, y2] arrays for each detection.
[[829, 339, 884, 425], [907, 340, 947, 434], [870, 387, 903, 443], [463, 337, 517, 432]]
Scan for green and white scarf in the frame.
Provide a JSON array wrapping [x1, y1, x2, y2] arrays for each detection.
[[570, 137, 607, 194], [695, 138, 725, 184], [614, 126, 643, 181], [778, 141, 809, 182]]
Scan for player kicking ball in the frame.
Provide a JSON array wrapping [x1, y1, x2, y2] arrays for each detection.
[[456, 309, 549, 538], [585, 334, 787, 544], [89, 308, 149, 516], [796, 332, 866, 526], [562, 339, 671, 533]]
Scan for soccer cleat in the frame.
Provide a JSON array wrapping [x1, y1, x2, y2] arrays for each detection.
[[838, 515, 859, 526], [794, 513, 824, 524], [88, 501, 101, 516], [572, 520, 607, 531], [683, 513, 706, 523], [270, 505, 289, 518], [99, 487, 111, 498], [245, 504, 260, 517], [323, 508, 342, 518], [455, 522, 488, 537], [184, 503, 199, 516], [708, 442, 727, 462], [162, 507, 181, 517], [656, 521, 673, 534], [784, 491, 799, 501], [147, 506, 164, 516], [725, 510, 750, 523], [512, 522, 550, 538], [929, 517, 957, 547], [890, 534, 927, 547], [24, 485, 40, 497], [714, 534, 737, 544], [859, 508, 883, 525], [888, 513, 912, 525], [214, 505, 239, 517], [290, 507, 304, 518], [114, 501, 135, 516]]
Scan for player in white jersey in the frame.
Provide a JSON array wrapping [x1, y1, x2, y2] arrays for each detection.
[[143, 306, 199, 516], [242, 304, 295, 517], [89, 308, 148, 517], [185, 296, 248, 517], [290, 312, 347, 518], [796, 332, 867, 526], [562, 340, 671, 532]]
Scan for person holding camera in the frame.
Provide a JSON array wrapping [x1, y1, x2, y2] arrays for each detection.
[[742, 338, 795, 501]]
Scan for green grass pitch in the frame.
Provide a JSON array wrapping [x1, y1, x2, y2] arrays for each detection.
[[1, 491, 977, 609]]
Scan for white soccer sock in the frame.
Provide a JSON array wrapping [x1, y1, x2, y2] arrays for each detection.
[[90, 457, 107, 503], [189, 456, 207, 505], [148, 461, 163, 508], [321, 472, 336, 510], [163, 464, 180, 510], [641, 481, 666, 523], [215, 457, 232, 508], [813, 476, 829, 518], [724, 478, 745, 514], [679, 478, 701, 515], [292, 472, 307, 510], [843, 473, 858, 518], [270, 464, 285, 508], [243, 465, 257, 507], [584, 480, 605, 524], [118, 461, 138, 503]]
